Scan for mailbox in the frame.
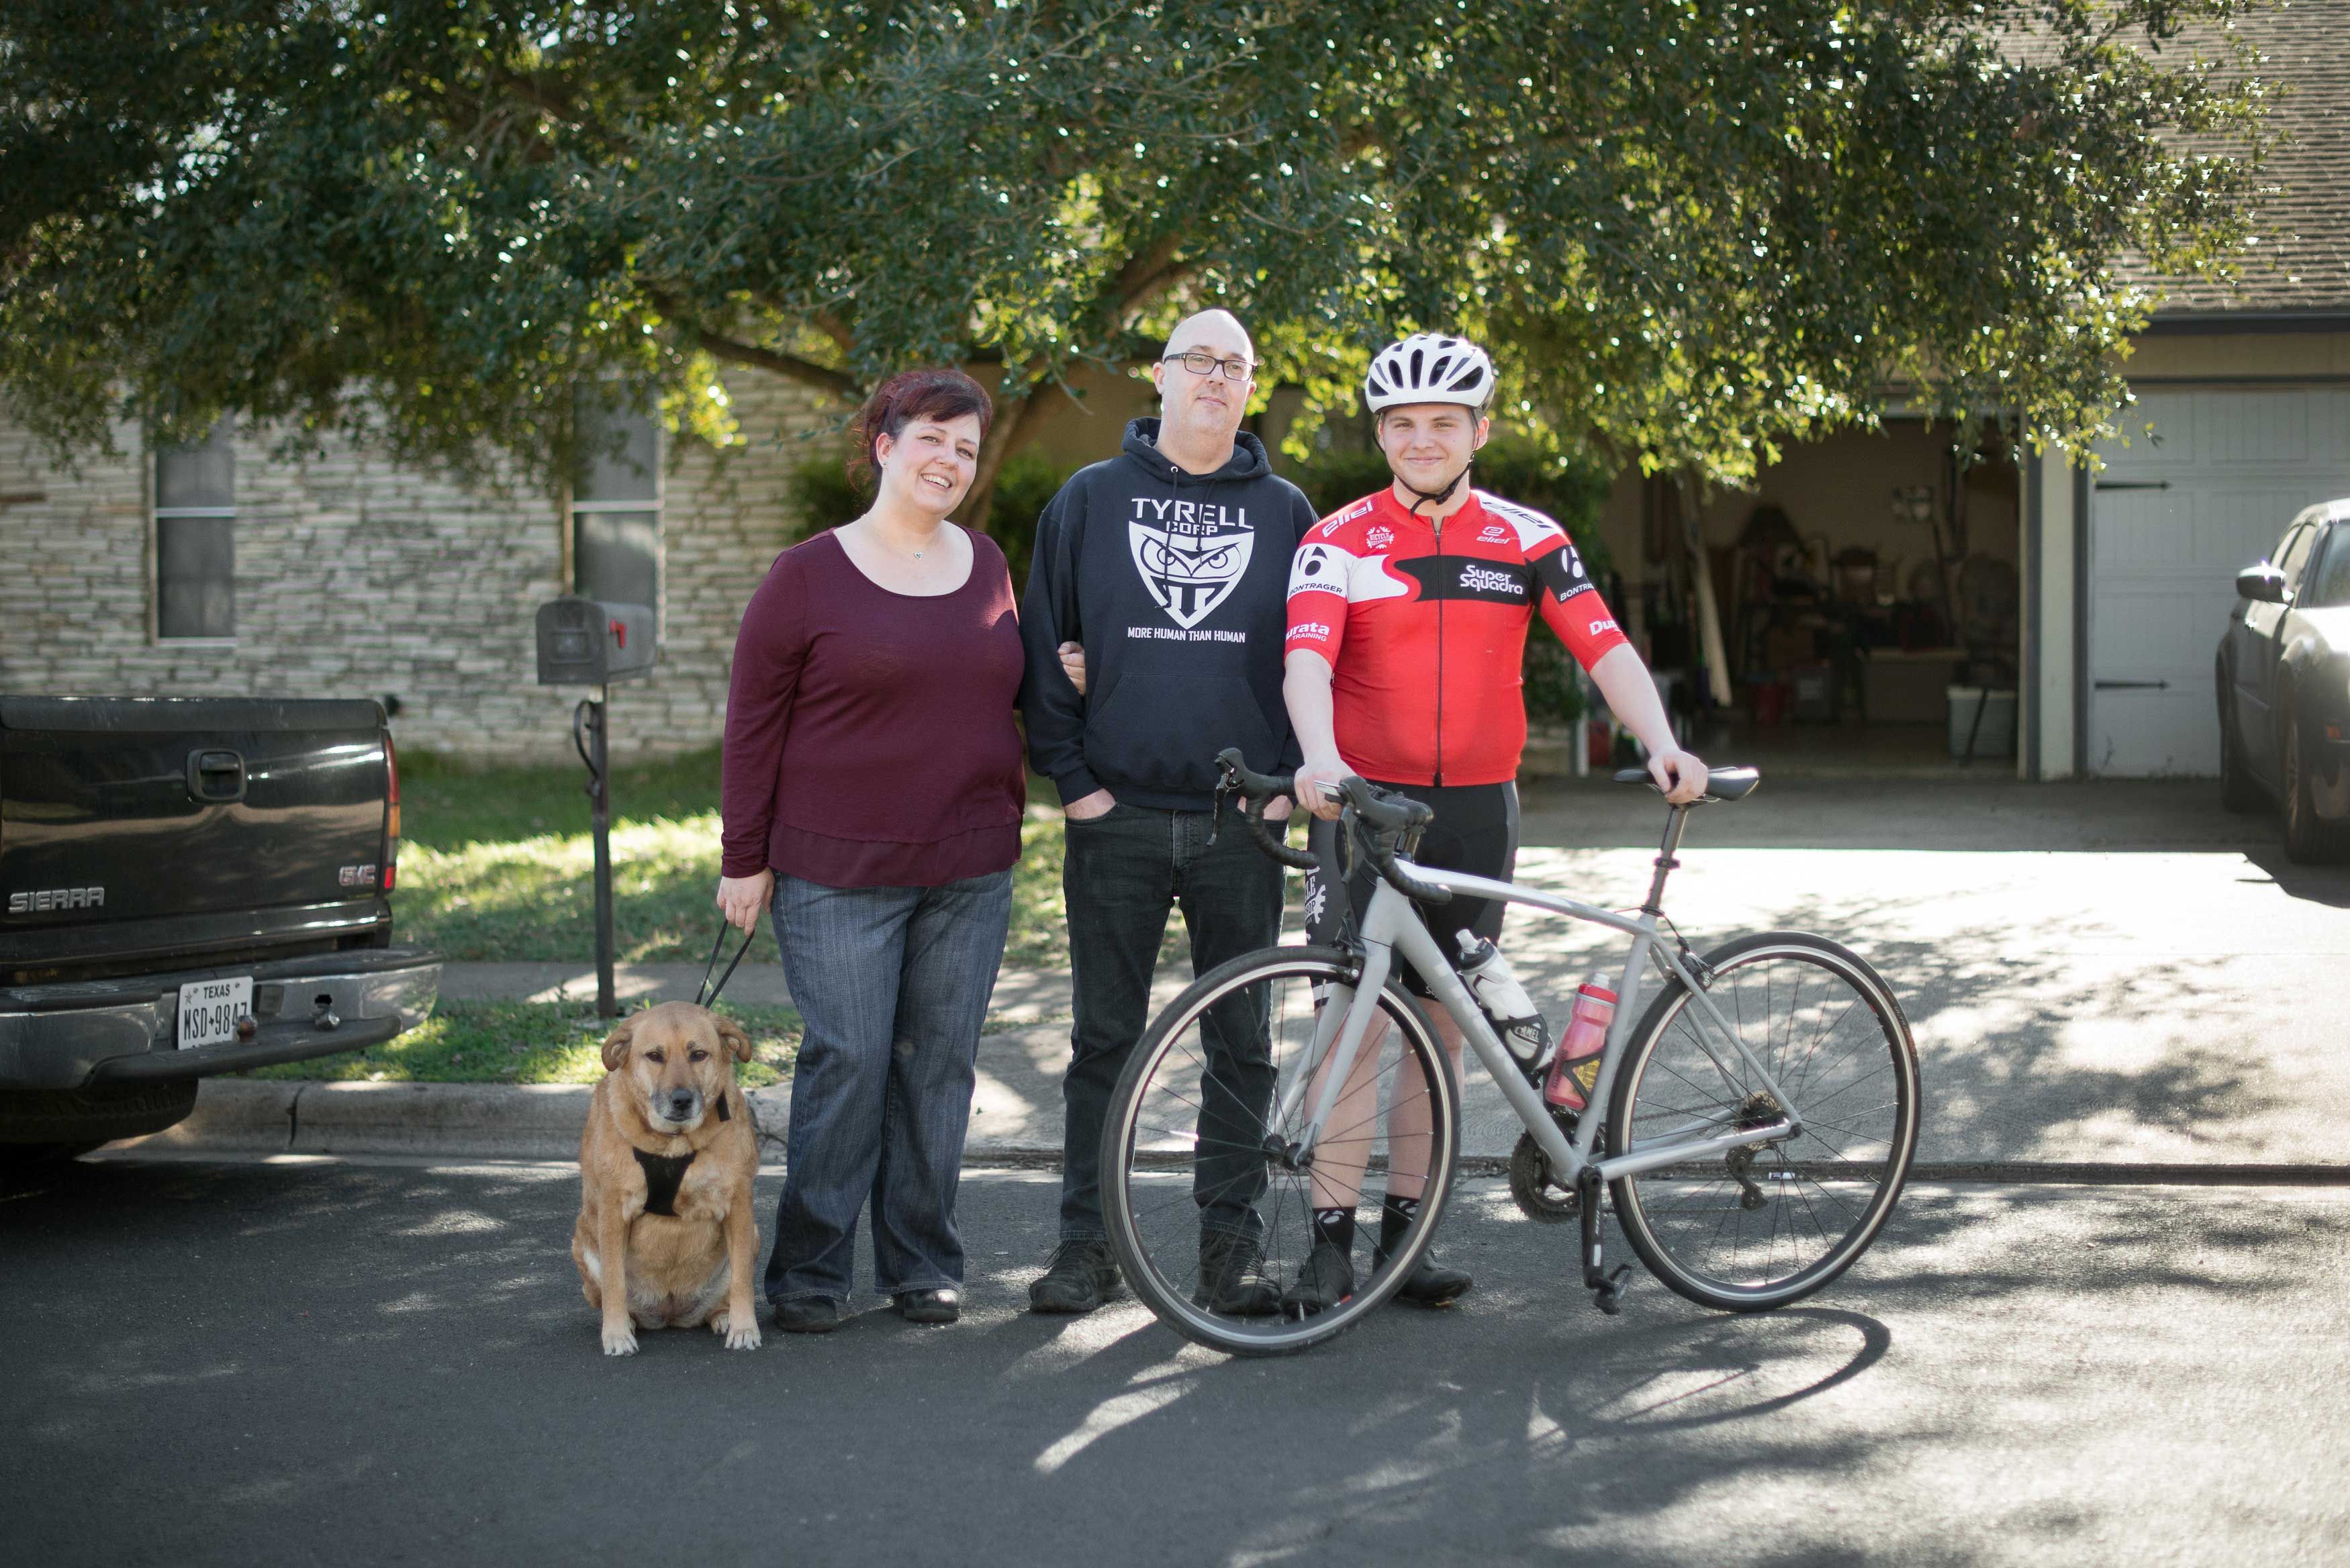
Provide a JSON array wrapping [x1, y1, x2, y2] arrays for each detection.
[[536, 597, 657, 685]]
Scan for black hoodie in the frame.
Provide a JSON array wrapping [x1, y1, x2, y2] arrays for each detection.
[[1019, 418, 1318, 810]]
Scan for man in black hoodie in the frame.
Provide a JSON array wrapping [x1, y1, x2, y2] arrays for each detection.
[[1019, 309, 1319, 1316]]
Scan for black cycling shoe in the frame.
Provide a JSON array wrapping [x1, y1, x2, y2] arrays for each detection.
[[1279, 1240, 1356, 1316], [1027, 1239, 1121, 1315], [772, 1297, 839, 1334], [1372, 1244, 1473, 1307], [1194, 1230, 1280, 1316]]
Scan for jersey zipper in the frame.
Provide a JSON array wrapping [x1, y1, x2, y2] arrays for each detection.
[[1431, 513, 1444, 788]]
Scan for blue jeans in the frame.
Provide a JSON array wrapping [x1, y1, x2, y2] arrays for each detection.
[[1058, 803, 1285, 1242], [763, 868, 1013, 1306]]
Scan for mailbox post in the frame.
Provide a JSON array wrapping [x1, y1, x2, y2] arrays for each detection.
[[536, 597, 657, 1016]]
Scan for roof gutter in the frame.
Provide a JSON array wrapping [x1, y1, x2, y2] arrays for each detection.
[[2141, 307, 2350, 336]]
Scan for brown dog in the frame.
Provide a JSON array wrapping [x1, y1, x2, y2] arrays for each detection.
[[573, 1001, 762, 1355]]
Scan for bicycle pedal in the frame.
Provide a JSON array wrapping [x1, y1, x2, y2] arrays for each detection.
[[1591, 1265, 1634, 1316]]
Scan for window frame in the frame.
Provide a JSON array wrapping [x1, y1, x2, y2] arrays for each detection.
[[567, 394, 665, 633], [150, 428, 238, 646]]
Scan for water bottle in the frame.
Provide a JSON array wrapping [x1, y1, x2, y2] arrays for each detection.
[[1544, 977, 1616, 1111], [1456, 932, 1550, 1075]]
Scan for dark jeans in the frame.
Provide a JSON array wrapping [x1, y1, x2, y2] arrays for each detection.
[[763, 868, 1013, 1306], [1058, 802, 1285, 1242]]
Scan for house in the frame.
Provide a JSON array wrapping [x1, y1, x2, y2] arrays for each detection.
[[1568, 0, 2350, 780], [0, 378, 838, 762], [5, 5, 2339, 778]]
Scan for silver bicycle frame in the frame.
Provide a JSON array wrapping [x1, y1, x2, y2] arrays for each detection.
[[1274, 856, 1803, 1189]]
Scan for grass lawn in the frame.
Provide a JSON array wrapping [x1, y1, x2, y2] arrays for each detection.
[[393, 747, 1071, 968], [254, 999, 803, 1087]]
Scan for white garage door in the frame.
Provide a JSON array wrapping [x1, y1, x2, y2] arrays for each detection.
[[2088, 387, 2350, 776]]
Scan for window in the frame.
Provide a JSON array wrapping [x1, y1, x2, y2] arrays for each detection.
[[2277, 522, 2319, 596], [154, 424, 236, 640], [572, 389, 661, 616], [2305, 526, 2350, 609]]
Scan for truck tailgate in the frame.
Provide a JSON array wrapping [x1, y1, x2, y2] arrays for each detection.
[[1, 697, 393, 981]]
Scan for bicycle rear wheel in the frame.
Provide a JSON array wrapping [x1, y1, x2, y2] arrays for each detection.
[[1607, 931, 1919, 1312], [1102, 946, 1460, 1356]]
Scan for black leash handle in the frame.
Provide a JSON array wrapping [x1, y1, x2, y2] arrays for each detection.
[[696, 914, 758, 1008]]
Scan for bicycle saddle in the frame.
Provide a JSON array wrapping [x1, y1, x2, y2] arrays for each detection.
[[1610, 765, 1762, 803]]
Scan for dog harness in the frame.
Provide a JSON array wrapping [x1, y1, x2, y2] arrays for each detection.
[[630, 1091, 730, 1218]]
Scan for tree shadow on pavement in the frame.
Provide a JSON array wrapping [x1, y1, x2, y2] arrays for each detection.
[[7, 1159, 2344, 1567]]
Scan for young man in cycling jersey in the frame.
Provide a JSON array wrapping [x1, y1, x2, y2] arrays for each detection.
[[1281, 333, 1707, 1313]]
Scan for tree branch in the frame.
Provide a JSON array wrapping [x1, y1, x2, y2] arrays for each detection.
[[673, 314, 860, 399]]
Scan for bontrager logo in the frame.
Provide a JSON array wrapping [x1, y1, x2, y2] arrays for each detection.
[[9, 886, 103, 914], [1458, 563, 1525, 597]]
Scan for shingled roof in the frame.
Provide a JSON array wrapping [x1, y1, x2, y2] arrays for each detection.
[[2152, 0, 2350, 318]]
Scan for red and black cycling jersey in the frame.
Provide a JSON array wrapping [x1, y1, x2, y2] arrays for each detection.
[[1284, 486, 1630, 787]]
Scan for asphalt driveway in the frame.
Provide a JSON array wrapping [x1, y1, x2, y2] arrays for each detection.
[[6, 1153, 2345, 1567]]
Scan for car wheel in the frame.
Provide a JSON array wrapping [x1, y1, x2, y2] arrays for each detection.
[[0, 1080, 200, 1153], [2218, 662, 2262, 814], [2280, 712, 2337, 865]]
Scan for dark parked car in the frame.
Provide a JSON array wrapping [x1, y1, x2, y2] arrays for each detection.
[[0, 697, 440, 1163], [2216, 501, 2350, 862]]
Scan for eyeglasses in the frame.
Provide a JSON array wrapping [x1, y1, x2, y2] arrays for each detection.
[[1162, 350, 1257, 383]]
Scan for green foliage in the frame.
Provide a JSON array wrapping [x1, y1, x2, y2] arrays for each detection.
[[1, 0, 2271, 507], [1285, 437, 1613, 725]]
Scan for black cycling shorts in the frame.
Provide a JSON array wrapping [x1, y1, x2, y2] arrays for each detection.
[[1303, 779, 1519, 997]]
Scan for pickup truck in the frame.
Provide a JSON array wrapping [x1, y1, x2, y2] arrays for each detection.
[[0, 697, 440, 1162]]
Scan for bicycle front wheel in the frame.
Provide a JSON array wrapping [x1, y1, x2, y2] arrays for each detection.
[[1607, 931, 1920, 1312], [1102, 946, 1460, 1356]]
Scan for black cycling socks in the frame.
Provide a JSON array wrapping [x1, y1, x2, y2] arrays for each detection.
[[1312, 1206, 1356, 1253], [1380, 1193, 1421, 1255]]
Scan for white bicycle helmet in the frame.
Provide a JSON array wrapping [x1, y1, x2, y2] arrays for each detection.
[[1363, 333, 1495, 414]]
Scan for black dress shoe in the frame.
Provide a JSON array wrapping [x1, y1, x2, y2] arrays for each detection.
[[772, 1297, 839, 1334], [893, 1288, 961, 1325]]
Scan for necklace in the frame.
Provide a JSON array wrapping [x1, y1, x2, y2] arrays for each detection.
[[862, 518, 944, 562]]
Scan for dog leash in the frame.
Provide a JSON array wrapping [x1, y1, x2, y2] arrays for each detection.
[[695, 913, 759, 1008]]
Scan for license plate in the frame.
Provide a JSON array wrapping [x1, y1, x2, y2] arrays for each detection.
[[177, 977, 254, 1049]]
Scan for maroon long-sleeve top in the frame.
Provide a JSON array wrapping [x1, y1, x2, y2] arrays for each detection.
[[720, 528, 1027, 889]]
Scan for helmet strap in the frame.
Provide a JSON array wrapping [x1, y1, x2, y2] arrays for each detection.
[[1400, 460, 1472, 517]]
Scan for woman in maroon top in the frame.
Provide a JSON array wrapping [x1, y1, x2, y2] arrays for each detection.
[[716, 369, 1025, 1333]]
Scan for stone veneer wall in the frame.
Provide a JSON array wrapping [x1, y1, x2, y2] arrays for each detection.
[[0, 372, 839, 761]]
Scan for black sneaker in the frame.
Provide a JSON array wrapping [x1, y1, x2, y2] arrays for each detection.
[[772, 1296, 839, 1334], [1195, 1230, 1280, 1316], [1279, 1239, 1356, 1316], [1372, 1243, 1474, 1307], [1027, 1239, 1121, 1315]]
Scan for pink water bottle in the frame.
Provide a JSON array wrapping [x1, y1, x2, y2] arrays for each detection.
[[1544, 977, 1615, 1110]]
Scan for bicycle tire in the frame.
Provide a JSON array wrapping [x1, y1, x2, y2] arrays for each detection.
[[1102, 946, 1460, 1357], [1606, 931, 1919, 1312]]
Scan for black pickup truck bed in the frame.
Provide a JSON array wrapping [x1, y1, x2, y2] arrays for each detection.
[[0, 697, 440, 1155]]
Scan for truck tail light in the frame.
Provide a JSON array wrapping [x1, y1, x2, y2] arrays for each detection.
[[383, 732, 401, 893]]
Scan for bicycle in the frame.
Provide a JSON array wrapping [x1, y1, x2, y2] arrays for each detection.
[[1099, 749, 1920, 1355]]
